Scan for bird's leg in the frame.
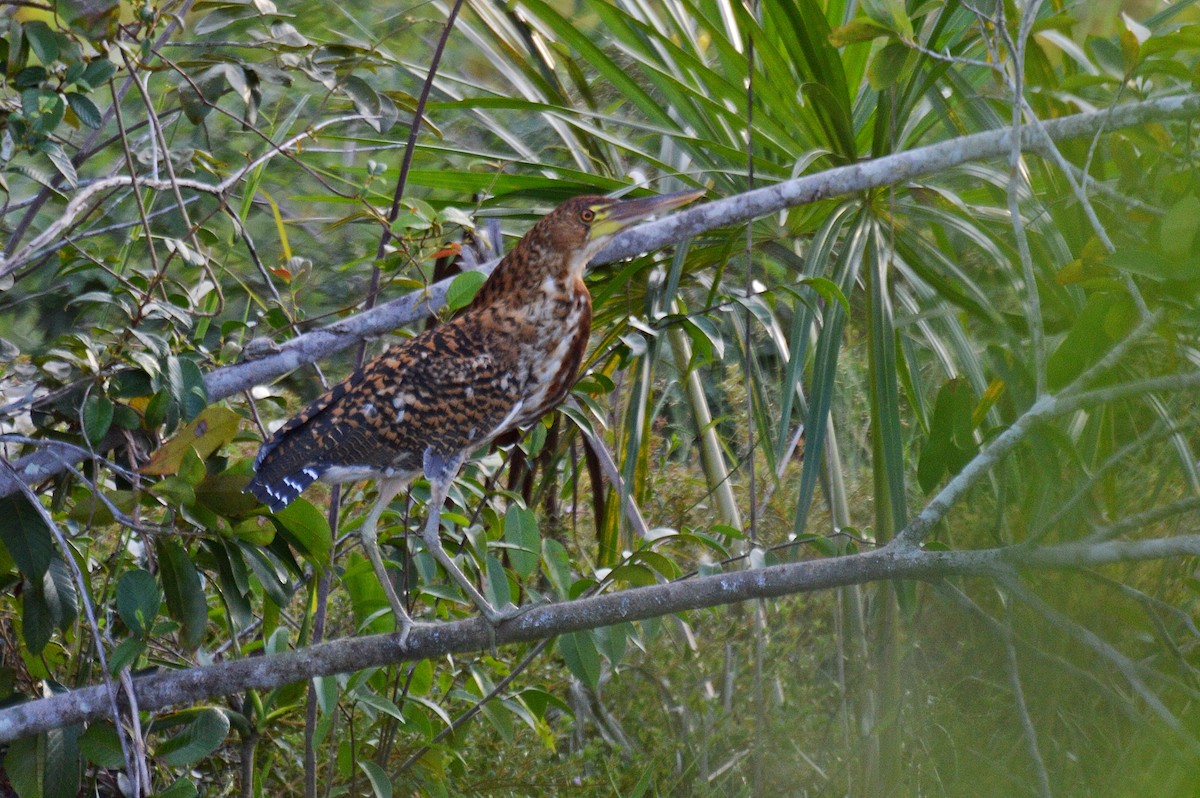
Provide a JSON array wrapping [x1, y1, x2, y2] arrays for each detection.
[[422, 449, 522, 627], [360, 477, 415, 643]]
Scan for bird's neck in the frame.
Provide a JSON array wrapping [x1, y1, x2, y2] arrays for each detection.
[[470, 235, 588, 311]]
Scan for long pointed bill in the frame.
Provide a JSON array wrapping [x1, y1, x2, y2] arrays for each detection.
[[588, 188, 706, 241]]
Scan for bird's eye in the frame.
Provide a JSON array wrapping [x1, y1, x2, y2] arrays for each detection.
[[580, 208, 595, 223]]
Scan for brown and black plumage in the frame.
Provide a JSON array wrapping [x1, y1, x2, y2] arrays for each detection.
[[245, 189, 704, 639]]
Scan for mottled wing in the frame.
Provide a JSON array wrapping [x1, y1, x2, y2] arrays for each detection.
[[245, 318, 521, 511]]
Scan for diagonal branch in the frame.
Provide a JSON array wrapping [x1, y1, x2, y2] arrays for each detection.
[[2, 93, 1198, 503]]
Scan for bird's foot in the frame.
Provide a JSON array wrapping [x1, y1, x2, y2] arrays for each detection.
[[392, 617, 433, 650], [481, 600, 531, 626]]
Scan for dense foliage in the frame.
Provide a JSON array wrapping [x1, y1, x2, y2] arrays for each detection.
[[1, 0, 1200, 795]]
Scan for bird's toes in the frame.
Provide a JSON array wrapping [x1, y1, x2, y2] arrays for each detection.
[[393, 618, 432, 649], [483, 601, 532, 625]]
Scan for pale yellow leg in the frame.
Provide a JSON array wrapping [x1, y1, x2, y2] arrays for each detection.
[[359, 477, 415, 644]]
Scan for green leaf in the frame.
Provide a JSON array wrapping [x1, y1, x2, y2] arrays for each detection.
[[156, 538, 208, 650], [109, 636, 146, 674], [918, 379, 978, 493], [1159, 194, 1200, 261], [157, 777, 199, 798], [156, 708, 229, 767], [484, 553, 511, 609], [829, 16, 895, 46], [2, 696, 79, 792], [5, 736, 40, 797], [150, 475, 196, 507], [1047, 293, 1137, 390], [540, 538, 573, 600], [65, 92, 101, 128], [116, 568, 161, 637], [38, 140, 77, 187], [342, 75, 382, 132], [271, 497, 332, 567], [163, 356, 209, 424], [79, 722, 125, 769], [24, 21, 59, 65], [1106, 247, 1200, 281], [358, 759, 394, 798], [503, 505, 539, 579], [23, 549, 80, 654], [0, 494, 54, 580], [444, 269, 486, 311], [80, 58, 117, 89], [862, 0, 913, 40], [559, 631, 601, 690], [82, 394, 113, 445], [593, 622, 629, 666]]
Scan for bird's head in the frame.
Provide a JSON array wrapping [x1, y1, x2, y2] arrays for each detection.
[[538, 188, 706, 274]]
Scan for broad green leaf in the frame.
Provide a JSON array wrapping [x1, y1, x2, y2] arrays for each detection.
[[445, 270, 486, 311], [80, 58, 116, 88], [358, 760, 394, 798], [1, 680, 80, 797], [156, 538, 207, 650], [593, 622, 629, 666], [352, 689, 404, 721], [484, 553, 511, 609], [82, 394, 113, 445], [156, 708, 229, 767], [342, 75, 382, 132], [109, 637, 146, 674], [150, 475, 195, 508], [239, 541, 295, 608], [65, 92, 101, 128], [829, 17, 895, 46], [163, 356, 209, 424], [1107, 247, 1200, 281], [541, 539, 572, 599], [0, 494, 53, 580], [503, 505, 539, 579], [23, 553, 78, 654], [157, 778, 199, 798], [1047, 293, 1137, 390], [271, 496, 332, 566], [559, 630, 601, 690], [342, 553, 393, 634], [79, 722, 125, 769], [116, 569, 161, 637], [407, 658, 434, 696], [23, 21, 58, 64], [1159, 194, 1200, 260], [918, 379, 978, 493]]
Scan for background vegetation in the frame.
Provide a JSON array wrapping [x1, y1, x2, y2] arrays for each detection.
[[1, 0, 1200, 795]]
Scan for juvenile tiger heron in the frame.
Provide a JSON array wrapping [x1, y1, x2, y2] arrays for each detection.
[[245, 189, 704, 640]]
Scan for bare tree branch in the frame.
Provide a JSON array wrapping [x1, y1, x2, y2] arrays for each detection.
[[4, 532, 1200, 743]]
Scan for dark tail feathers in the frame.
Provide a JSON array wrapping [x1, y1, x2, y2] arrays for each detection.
[[244, 439, 323, 512]]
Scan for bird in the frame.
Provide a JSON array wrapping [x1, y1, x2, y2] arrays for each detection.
[[244, 188, 705, 640]]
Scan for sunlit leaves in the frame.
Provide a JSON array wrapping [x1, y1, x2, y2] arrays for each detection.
[[141, 407, 241, 476]]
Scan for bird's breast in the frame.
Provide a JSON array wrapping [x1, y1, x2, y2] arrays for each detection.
[[502, 284, 592, 424]]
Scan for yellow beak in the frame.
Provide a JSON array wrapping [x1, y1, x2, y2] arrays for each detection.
[[588, 188, 706, 242]]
